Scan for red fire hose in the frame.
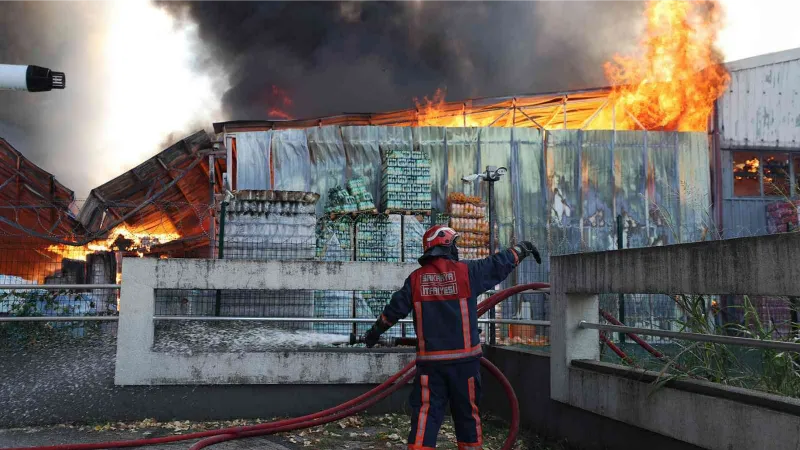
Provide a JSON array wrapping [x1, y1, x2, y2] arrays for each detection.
[[5, 283, 546, 450]]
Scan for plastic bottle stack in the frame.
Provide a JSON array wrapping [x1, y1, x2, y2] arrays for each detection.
[[325, 185, 358, 214], [380, 148, 432, 211], [447, 193, 489, 260], [346, 177, 376, 212]]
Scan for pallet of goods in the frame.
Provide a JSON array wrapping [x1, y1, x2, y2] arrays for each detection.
[[447, 193, 489, 260], [315, 216, 354, 261], [346, 177, 377, 213], [355, 214, 402, 262], [380, 148, 432, 212]]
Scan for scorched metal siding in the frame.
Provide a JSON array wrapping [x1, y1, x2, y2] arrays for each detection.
[[718, 49, 800, 150]]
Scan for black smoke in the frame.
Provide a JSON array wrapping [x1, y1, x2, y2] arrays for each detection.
[[159, 1, 645, 120]]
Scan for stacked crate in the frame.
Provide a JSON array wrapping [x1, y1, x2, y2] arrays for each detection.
[[355, 214, 402, 262], [380, 148, 432, 211], [315, 216, 354, 261], [325, 185, 357, 214], [447, 193, 490, 260], [346, 177, 376, 212]]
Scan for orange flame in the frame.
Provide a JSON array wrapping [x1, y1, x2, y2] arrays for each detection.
[[595, 0, 730, 131], [267, 85, 293, 120], [414, 88, 510, 128], [46, 224, 180, 261]]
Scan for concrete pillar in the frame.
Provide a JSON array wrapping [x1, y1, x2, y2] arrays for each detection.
[[115, 257, 156, 385], [550, 258, 600, 403]]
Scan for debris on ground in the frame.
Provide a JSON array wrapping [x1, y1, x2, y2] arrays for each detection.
[[1, 414, 575, 449]]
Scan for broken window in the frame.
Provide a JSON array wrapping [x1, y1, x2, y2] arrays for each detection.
[[762, 153, 790, 197], [732, 152, 761, 197]]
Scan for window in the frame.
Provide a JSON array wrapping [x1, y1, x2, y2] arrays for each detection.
[[732, 151, 798, 198], [762, 153, 790, 196], [733, 152, 761, 197]]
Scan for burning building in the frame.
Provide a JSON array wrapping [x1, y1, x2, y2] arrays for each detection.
[[1, 1, 797, 336]]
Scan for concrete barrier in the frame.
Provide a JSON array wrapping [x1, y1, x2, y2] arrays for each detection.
[[115, 258, 417, 385], [549, 232, 800, 450]]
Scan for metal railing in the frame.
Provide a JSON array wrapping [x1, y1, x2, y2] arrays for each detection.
[[0, 283, 122, 322], [152, 316, 550, 326], [579, 321, 800, 352], [0, 284, 121, 290]]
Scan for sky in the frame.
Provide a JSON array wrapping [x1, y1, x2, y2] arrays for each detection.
[[717, 0, 800, 62], [0, 0, 798, 200]]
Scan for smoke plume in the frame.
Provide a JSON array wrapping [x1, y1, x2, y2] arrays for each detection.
[[1, 1, 644, 199], [159, 1, 644, 120], [0, 2, 110, 197]]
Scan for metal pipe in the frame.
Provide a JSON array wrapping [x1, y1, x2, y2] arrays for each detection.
[[0, 316, 118, 322], [578, 321, 800, 352], [616, 214, 625, 344], [0, 284, 120, 290], [151, 316, 550, 326]]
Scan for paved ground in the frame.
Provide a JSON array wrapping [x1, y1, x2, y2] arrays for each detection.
[[0, 414, 569, 450]]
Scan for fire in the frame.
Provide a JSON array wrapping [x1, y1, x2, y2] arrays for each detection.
[[414, 88, 509, 128], [46, 224, 180, 261], [595, 0, 730, 131], [267, 85, 293, 120]]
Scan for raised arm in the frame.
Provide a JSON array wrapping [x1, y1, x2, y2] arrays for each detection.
[[466, 242, 541, 296]]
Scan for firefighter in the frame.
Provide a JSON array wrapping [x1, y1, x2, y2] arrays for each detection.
[[362, 225, 541, 450]]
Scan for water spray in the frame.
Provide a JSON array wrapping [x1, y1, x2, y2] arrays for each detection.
[[0, 64, 65, 91]]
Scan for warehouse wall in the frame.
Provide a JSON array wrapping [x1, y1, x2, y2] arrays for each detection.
[[717, 49, 800, 237], [227, 127, 710, 250], [225, 127, 710, 326]]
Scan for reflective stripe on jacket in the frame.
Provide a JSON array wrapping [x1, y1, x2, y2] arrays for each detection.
[[380, 249, 519, 364]]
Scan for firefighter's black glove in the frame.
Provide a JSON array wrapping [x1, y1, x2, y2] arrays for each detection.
[[512, 241, 541, 264], [363, 326, 381, 348]]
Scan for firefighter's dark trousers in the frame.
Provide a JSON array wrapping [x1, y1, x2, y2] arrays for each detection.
[[407, 358, 482, 450]]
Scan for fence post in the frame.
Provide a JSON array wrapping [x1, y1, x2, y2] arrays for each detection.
[[214, 201, 228, 317], [616, 214, 625, 344]]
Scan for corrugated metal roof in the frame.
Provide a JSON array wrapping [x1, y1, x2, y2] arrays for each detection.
[[213, 87, 613, 134], [718, 47, 800, 149], [77, 130, 223, 243], [0, 138, 84, 239]]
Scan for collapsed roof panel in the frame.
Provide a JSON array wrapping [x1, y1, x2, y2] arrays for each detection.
[[77, 130, 220, 243], [0, 138, 83, 239]]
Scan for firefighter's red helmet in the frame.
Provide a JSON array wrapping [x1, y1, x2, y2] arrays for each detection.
[[422, 225, 459, 252]]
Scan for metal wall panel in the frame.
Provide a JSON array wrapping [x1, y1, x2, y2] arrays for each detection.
[[647, 131, 680, 246], [677, 132, 712, 242], [412, 127, 448, 211], [719, 56, 800, 149], [580, 131, 615, 252], [234, 131, 271, 190], [446, 128, 480, 197], [272, 129, 311, 191], [307, 127, 347, 216], [514, 127, 546, 280], [546, 130, 581, 255], [613, 131, 648, 248], [229, 127, 711, 253], [479, 127, 514, 249]]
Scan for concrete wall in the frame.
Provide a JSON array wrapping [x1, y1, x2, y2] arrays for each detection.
[[482, 346, 704, 450], [116, 258, 417, 385], [549, 232, 800, 450], [0, 339, 410, 428]]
